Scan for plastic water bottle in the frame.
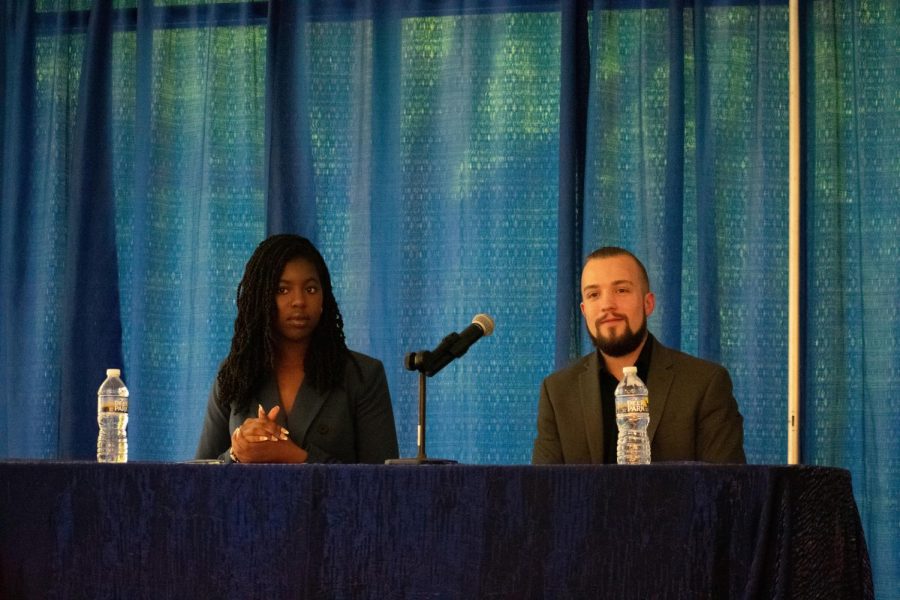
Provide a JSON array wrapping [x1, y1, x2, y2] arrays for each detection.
[[97, 368, 129, 463], [615, 366, 650, 464]]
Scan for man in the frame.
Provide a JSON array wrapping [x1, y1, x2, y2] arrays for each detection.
[[532, 247, 746, 464]]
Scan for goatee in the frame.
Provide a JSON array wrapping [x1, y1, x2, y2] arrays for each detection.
[[590, 318, 648, 357]]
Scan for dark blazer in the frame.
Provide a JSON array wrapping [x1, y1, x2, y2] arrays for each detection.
[[196, 351, 399, 464], [532, 337, 746, 464]]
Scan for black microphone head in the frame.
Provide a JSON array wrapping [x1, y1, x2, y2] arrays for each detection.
[[471, 313, 494, 336]]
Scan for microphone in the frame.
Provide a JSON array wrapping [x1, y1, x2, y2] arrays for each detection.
[[446, 313, 495, 357], [405, 314, 495, 377]]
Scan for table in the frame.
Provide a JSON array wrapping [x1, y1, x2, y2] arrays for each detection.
[[0, 462, 873, 599]]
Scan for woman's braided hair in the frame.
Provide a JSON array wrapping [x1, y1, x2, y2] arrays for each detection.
[[216, 234, 349, 410]]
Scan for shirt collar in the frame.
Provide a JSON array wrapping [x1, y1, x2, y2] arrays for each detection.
[[599, 332, 655, 381]]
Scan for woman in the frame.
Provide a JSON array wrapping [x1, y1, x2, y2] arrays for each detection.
[[196, 234, 399, 463]]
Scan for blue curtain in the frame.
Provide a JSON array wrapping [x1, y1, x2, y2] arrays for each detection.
[[580, 2, 793, 469], [803, 0, 898, 595], [1, 0, 896, 594]]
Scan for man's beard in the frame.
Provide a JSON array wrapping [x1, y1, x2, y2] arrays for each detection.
[[589, 316, 648, 357]]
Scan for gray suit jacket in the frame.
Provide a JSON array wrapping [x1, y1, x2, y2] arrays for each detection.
[[532, 337, 746, 464], [196, 351, 399, 464]]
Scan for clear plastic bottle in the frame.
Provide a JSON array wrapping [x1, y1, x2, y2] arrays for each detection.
[[97, 368, 129, 463], [615, 366, 650, 464]]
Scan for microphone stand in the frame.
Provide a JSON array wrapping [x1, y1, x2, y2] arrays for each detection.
[[385, 351, 458, 465]]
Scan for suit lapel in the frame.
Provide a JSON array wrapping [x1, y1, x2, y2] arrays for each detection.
[[646, 338, 674, 443], [255, 377, 282, 423], [579, 353, 603, 463], [288, 382, 329, 445]]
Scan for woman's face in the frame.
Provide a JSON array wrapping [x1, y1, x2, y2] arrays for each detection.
[[273, 258, 324, 346]]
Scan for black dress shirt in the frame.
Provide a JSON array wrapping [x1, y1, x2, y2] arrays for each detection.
[[598, 335, 654, 463]]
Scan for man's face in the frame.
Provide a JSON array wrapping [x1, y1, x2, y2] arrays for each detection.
[[274, 258, 324, 346], [580, 255, 655, 357]]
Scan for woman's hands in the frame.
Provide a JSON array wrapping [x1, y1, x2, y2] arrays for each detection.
[[230, 405, 309, 464]]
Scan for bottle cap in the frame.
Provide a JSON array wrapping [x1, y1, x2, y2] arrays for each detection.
[[622, 366, 637, 375], [106, 368, 121, 377]]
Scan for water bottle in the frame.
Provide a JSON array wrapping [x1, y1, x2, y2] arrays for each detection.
[[97, 368, 129, 463], [615, 366, 650, 464]]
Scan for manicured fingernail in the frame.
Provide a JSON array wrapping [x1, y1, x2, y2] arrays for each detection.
[[281, 427, 289, 435], [280, 433, 288, 441]]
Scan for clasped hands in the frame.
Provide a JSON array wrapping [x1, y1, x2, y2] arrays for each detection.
[[230, 404, 308, 463]]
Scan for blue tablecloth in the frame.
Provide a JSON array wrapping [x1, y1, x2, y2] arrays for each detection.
[[0, 462, 873, 599]]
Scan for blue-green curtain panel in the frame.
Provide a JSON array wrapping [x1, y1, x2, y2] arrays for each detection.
[[580, 2, 792, 470], [117, 0, 269, 461], [1, 0, 896, 594], [1, 0, 126, 459], [803, 0, 899, 595]]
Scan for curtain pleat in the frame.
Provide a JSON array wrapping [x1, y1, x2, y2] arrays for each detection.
[[265, 0, 317, 238], [59, 0, 123, 459]]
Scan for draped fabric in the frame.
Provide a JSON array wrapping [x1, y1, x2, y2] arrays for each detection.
[[0, 462, 875, 599], [261, 2, 563, 464], [802, 2, 899, 596], [0, 0, 896, 594], [580, 3, 792, 468]]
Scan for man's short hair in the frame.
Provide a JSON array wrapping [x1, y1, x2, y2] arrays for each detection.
[[584, 246, 650, 292]]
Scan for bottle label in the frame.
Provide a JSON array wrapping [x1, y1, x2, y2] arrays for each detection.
[[616, 397, 648, 413], [99, 396, 128, 413]]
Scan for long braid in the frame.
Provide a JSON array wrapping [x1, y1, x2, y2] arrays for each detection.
[[216, 235, 350, 411]]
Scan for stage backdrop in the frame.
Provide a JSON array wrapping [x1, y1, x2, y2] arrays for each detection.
[[0, 0, 896, 595]]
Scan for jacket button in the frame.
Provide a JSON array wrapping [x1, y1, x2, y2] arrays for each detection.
[[317, 424, 330, 435]]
